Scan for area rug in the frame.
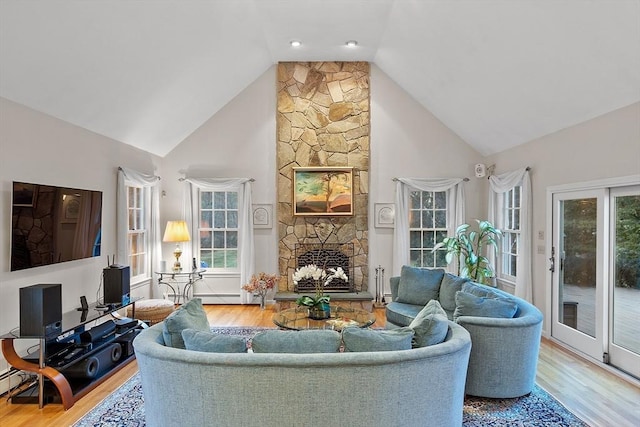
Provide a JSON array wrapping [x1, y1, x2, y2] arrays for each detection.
[[73, 327, 587, 427]]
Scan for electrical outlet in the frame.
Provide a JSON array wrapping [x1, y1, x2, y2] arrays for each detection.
[[538, 230, 544, 240]]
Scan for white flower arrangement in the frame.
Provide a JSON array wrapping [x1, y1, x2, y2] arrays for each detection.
[[293, 264, 348, 307]]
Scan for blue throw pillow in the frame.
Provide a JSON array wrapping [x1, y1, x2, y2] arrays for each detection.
[[182, 329, 247, 353], [396, 266, 445, 306], [408, 300, 449, 347], [251, 330, 341, 353], [439, 273, 469, 312], [162, 298, 210, 349], [342, 327, 414, 352], [453, 291, 518, 321]]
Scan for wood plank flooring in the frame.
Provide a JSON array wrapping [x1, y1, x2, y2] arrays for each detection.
[[0, 304, 638, 426]]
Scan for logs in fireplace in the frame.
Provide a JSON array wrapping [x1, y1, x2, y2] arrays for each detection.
[[295, 243, 353, 292]]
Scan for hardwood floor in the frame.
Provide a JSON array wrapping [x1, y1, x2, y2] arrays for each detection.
[[1, 304, 638, 426]]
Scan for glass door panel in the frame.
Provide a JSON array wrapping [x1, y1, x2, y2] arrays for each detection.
[[609, 187, 640, 378], [560, 198, 597, 336], [552, 190, 604, 360]]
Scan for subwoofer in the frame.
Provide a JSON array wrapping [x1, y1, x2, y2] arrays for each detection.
[[62, 343, 123, 379], [103, 265, 130, 305], [19, 284, 62, 338], [63, 356, 99, 379]]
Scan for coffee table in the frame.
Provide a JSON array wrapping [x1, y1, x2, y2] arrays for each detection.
[[273, 306, 376, 330]]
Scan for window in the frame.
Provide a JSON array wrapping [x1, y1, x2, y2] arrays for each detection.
[[199, 190, 238, 269], [127, 185, 148, 280], [409, 190, 448, 268], [500, 186, 521, 281]]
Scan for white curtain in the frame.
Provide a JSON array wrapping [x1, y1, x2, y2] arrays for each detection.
[[183, 178, 255, 304], [488, 168, 532, 302], [392, 178, 466, 276], [116, 167, 162, 277]]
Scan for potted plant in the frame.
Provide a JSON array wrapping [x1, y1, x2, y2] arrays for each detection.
[[435, 220, 502, 285], [293, 265, 348, 319]]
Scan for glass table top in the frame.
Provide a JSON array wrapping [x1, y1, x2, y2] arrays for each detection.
[[273, 306, 376, 331]]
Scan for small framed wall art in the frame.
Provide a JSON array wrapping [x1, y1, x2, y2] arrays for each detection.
[[252, 204, 273, 229], [374, 203, 395, 228], [292, 167, 353, 216]]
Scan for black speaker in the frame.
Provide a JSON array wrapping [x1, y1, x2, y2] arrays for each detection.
[[62, 343, 122, 379], [19, 284, 62, 338], [103, 265, 130, 305], [80, 320, 116, 343], [115, 329, 140, 357]]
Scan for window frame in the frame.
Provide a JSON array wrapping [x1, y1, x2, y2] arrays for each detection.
[[197, 189, 240, 272], [408, 190, 449, 269], [126, 184, 150, 282], [498, 185, 522, 283]]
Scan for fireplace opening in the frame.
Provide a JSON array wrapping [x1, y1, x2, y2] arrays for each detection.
[[295, 243, 353, 293]]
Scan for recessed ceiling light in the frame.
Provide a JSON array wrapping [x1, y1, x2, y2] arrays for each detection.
[[290, 40, 302, 48], [346, 40, 358, 47]]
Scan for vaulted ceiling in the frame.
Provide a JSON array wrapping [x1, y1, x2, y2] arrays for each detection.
[[1, 1, 639, 157]]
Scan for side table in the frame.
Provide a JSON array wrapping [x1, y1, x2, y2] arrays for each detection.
[[155, 270, 205, 304]]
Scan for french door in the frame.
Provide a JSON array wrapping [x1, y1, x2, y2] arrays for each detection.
[[551, 185, 640, 379]]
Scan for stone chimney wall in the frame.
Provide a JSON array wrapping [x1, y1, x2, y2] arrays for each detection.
[[276, 62, 370, 293]]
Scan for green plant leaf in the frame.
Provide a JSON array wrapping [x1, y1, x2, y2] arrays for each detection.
[[456, 223, 470, 235], [295, 295, 315, 307]]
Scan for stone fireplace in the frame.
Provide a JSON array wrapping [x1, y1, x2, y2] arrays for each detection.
[[295, 243, 354, 293], [275, 62, 371, 309]]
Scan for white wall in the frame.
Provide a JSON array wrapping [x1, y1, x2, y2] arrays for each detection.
[[485, 102, 640, 334], [159, 67, 279, 302], [0, 98, 161, 363], [369, 64, 485, 287], [159, 64, 485, 301]]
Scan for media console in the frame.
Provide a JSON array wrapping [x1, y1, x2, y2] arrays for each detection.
[[1, 298, 141, 409]]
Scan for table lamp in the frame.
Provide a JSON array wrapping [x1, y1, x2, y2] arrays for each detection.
[[163, 220, 191, 272]]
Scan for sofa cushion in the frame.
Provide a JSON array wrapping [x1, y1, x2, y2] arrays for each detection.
[[408, 300, 449, 348], [181, 328, 247, 353], [252, 330, 341, 353], [342, 327, 414, 352], [396, 266, 445, 306], [453, 291, 518, 321], [385, 301, 424, 327], [162, 298, 210, 349], [462, 281, 500, 298], [439, 273, 469, 312]]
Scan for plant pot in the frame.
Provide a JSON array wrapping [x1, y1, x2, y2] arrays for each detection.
[[308, 303, 331, 320]]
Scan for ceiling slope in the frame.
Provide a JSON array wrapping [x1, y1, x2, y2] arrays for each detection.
[[1, 0, 639, 157]]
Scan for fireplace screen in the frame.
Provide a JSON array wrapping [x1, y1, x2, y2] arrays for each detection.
[[295, 243, 353, 292]]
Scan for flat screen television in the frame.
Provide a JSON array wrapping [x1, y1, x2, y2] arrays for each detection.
[[11, 181, 103, 271]]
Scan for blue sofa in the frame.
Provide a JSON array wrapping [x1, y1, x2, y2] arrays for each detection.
[[385, 267, 543, 398], [133, 320, 471, 427]]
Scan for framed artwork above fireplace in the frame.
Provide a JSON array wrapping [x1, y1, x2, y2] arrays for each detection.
[[292, 167, 353, 216]]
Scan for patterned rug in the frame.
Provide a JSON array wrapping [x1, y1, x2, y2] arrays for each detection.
[[74, 327, 587, 427]]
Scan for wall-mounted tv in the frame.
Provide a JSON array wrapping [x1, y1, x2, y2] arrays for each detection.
[[11, 181, 103, 271]]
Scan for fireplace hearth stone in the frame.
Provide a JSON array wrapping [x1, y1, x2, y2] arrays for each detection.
[[274, 291, 374, 312]]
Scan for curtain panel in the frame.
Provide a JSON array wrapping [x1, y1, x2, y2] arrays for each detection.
[[183, 178, 255, 304], [392, 178, 466, 276], [488, 168, 532, 302]]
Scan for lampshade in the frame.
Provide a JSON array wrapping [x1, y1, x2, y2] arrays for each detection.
[[163, 220, 191, 243]]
